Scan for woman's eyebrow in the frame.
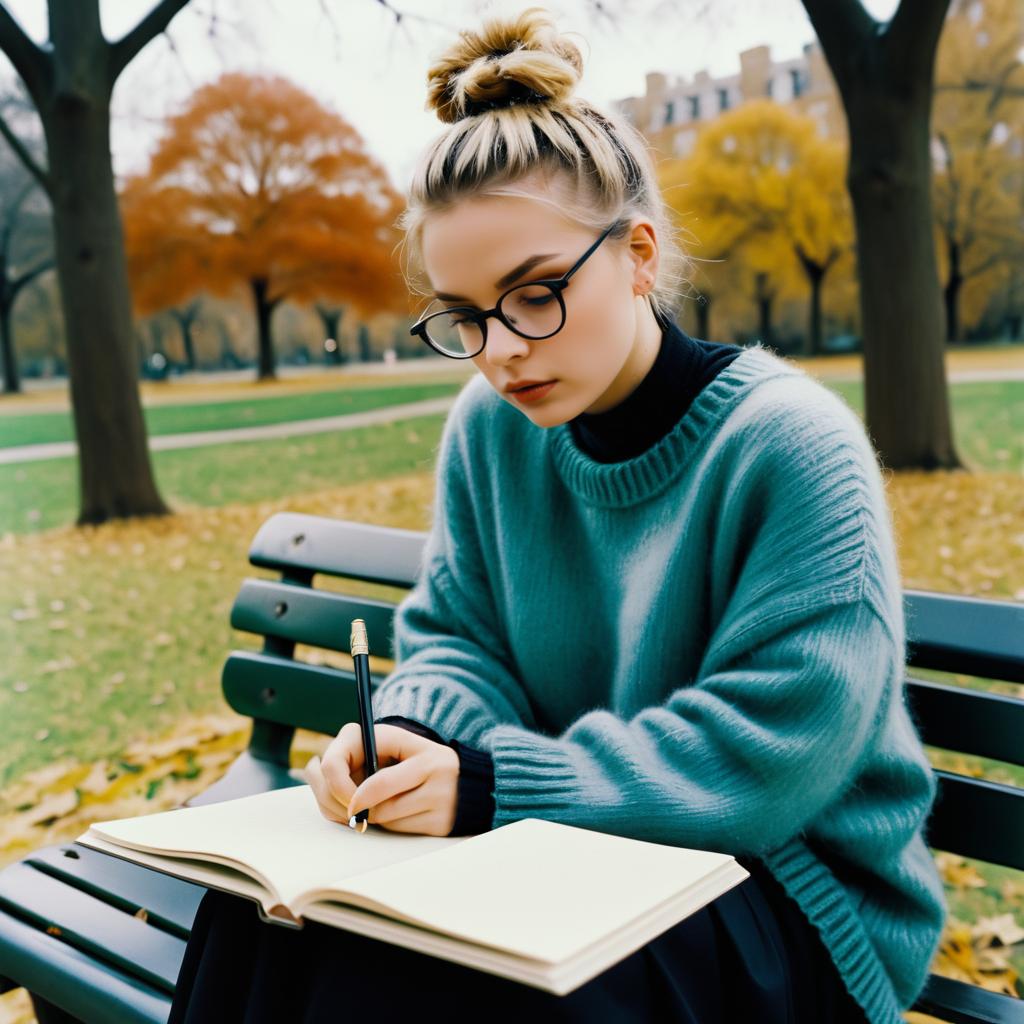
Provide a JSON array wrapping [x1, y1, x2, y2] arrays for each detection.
[[433, 252, 562, 302]]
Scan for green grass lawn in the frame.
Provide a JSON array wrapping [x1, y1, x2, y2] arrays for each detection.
[[0, 411, 448, 787], [0, 411, 449, 534], [828, 378, 1024, 474], [1, 377, 1021, 536], [0, 379, 466, 448]]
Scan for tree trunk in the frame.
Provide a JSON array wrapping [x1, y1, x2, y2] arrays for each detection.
[[357, 323, 372, 362], [251, 277, 278, 380], [180, 320, 196, 370], [695, 293, 711, 340], [806, 263, 825, 357], [755, 273, 775, 347], [215, 317, 239, 367], [943, 238, 962, 344], [315, 305, 344, 365], [42, 54, 170, 520], [803, 0, 961, 472], [0, 286, 19, 394], [0, 0, 189, 522]]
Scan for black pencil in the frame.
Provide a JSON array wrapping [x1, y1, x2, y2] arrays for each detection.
[[349, 618, 377, 833]]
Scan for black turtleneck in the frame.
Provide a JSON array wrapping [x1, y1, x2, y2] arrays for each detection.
[[378, 311, 744, 836], [569, 311, 744, 462]]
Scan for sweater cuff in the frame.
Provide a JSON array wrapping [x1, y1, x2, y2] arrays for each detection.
[[374, 715, 446, 746], [448, 739, 496, 837], [370, 682, 501, 751]]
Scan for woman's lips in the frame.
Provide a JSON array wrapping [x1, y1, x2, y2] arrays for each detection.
[[510, 380, 557, 403]]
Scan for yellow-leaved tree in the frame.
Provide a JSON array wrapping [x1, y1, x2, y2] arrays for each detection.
[[661, 100, 854, 355], [933, 0, 1024, 343], [120, 71, 407, 380]]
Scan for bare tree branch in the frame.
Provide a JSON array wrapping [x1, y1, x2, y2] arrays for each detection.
[[0, 4, 48, 104], [0, 107, 51, 195], [10, 255, 54, 295], [935, 80, 1024, 100], [108, 0, 193, 84], [0, 177, 34, 259], [801, 0, 876, 92], [886, 0, 953, 84]]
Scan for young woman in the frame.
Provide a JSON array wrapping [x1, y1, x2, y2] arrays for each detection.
[[169, 8, 947, 1023]]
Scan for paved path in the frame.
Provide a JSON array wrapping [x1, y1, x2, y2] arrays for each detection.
[[824, 368, 1024, 383], [3, 364, 1023, 466], [0, 396, 457, 466]]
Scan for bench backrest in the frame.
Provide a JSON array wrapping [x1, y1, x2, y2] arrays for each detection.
[[225, 512, 1024, 871]]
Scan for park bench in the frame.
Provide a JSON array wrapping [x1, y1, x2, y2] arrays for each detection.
[[0, 509, 1021, 1024]]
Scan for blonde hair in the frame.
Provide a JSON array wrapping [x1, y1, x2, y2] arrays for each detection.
[[397, 6, 690, 326]]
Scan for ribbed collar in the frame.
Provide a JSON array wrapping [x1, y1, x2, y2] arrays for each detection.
[[569, 317, 741, 463], [550, 342, 802, 508]]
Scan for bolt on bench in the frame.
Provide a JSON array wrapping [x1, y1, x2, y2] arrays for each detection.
[[0, 511, 1021, 1024]]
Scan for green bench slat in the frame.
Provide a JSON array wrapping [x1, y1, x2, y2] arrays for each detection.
[[222, 650, 362, 736], [26, 844, 204, 940], [906, 589, 1024, 684], [249, 511, 423, 586], [0, 862, 185, 993], [927, 772, 1024, 873], [0, 905, 169, 1024], [914, 971, 1024, 1024], [231, 578, 400, 657], [185, 750, 306, 808], [906, 678, 1024, 768]]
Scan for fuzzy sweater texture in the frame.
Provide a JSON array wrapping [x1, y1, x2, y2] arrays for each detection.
[[371, 333, 948, 1023]]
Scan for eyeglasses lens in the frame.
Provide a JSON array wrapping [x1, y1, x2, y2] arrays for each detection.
[[423, 283, 563, 358]]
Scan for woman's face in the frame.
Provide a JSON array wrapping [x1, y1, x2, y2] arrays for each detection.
[[419, 193, 661, 426]]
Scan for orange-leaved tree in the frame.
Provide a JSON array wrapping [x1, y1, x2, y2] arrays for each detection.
[[120, 71, 407, 379], [665, 100, 854, 356]]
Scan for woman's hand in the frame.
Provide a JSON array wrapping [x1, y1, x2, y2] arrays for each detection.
[[303, 722, 460, 836]]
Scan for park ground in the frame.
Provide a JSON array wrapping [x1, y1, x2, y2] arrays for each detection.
[[0, 347, 1022, 1021]]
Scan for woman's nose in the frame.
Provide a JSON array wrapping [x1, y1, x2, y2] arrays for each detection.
[[483, 318, 532, 366]]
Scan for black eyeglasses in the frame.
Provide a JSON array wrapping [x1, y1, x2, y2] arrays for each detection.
[[410, 222, 618, 360]]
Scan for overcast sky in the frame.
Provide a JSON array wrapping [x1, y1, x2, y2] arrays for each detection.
[[1, 0, 897, 193]]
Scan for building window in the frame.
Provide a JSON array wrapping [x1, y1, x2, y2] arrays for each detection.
[[766, 78, 774, 98], [718, 88, 730, 112], [688, 94, 701, 120], [790, 68, 806, 98], [665, 100, 675, 126]]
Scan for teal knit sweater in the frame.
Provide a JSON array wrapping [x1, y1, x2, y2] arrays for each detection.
[[372, 341, 948, 1023]]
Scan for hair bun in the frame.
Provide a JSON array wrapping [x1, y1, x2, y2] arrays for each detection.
[[426, 6, 584, 124]]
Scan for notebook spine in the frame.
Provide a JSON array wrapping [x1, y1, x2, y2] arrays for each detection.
[[258, 902, 305, 929]]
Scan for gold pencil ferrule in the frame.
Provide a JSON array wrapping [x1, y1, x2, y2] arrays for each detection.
[[350, 618, 369, 656]]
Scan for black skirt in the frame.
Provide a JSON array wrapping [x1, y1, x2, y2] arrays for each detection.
[[168, 855, 868, 1024]]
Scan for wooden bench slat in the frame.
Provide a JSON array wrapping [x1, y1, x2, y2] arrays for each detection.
[[249, 512, 424, 586], [25, 844, 204, 940], [906, 590, 1024, 684], [928, 772, 1024, 872], [222, 650, 362, 735], [907, 678, 1024, 767], [0, 862, 186, 994], [231, 578, 399, 657]]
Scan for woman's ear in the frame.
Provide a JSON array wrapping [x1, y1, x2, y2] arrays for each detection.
[[627, 219, 659, 296]]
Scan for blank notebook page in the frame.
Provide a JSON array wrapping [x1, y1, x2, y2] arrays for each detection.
[[331, 816, 735, 963], [89, 784, 462, 907]]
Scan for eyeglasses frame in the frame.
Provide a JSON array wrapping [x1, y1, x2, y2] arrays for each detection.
[[410, 221, 620, 359]]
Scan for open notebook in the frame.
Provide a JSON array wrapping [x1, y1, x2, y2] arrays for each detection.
[[77, 784, 750, 996]]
